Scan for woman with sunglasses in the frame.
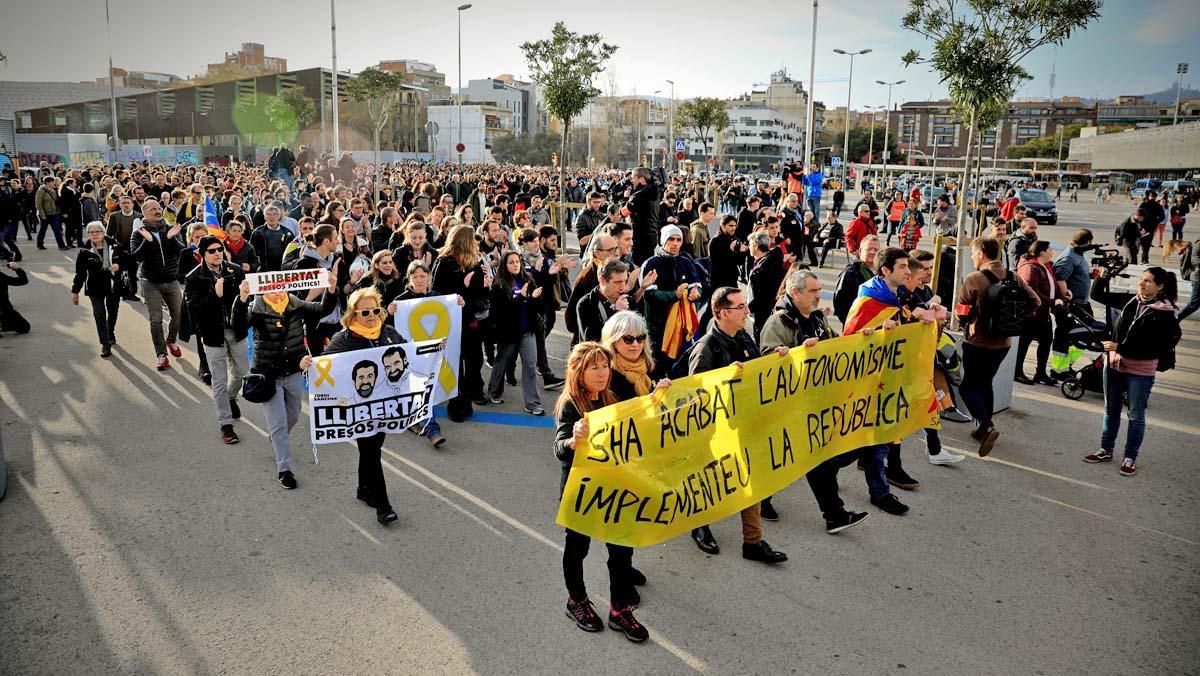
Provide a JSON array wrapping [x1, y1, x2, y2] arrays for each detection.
[[486, 251, 546, 415], [599, 311, 672, 404], [323, 287, 403, 525], [554, 342, 648, 642]]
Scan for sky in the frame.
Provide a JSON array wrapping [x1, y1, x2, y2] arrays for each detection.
[[1, 0, 1196, 110]]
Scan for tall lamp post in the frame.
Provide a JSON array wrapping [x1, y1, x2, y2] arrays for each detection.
[[803, 0, 819, 163], [833, 48, 871, 189], [876, 79, 904, 186], [666, 79, 675, 171], [456, 3, 472, 167], [651, 90, 662, 167], [104, 0, 120, 161], [863, 105, 883, 187], [331, 0, 340, 156], [1174, 63, 1189, 125]]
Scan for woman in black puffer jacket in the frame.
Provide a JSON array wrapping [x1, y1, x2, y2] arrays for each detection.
[[233, 266, 338, 490]]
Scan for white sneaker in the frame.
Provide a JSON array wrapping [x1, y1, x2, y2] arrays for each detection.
[[928, 450, 965, 465]]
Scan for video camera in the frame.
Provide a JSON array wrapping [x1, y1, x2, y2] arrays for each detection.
[[1089, 246, 1128, 280]]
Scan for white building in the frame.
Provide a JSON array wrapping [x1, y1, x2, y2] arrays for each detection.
[[426, 103, 515, 164], [461, 75, 545, 137], [717, 104, 804, 171]]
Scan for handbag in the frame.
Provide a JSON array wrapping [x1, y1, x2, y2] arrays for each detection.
[[241, 372, 276, 403]]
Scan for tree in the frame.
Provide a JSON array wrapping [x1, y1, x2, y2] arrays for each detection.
[[491, 132, 563, 165], [1005, 123, 1130, 160], [345, 67, 406, 202], [265, 87, 316, 146], [520, 22, 617, 240], [846, 125, 899, 165], [675, 97, 730, 164], [901, 0, 1102, 324]]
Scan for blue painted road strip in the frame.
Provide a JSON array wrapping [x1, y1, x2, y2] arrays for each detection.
[[433, 406, 557, 429]]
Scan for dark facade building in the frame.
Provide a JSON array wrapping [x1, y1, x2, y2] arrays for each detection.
[[16, 67, 350, 154], [888, 97, 1098, 162]]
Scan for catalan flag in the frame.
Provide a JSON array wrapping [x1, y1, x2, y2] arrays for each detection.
[[661, 299, 699, 360], [201, 194, 227, 241]]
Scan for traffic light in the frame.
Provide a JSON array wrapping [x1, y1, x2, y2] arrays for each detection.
[[551, 152, 558, 166]]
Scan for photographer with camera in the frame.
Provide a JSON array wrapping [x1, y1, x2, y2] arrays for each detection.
[[626, 167, 658, 265]]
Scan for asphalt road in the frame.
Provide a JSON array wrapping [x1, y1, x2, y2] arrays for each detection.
[[1, 195, 1198, 675]]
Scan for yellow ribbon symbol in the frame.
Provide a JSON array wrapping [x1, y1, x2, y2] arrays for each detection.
[[408, 300, 458, 394], [313, 357, 335, 388]]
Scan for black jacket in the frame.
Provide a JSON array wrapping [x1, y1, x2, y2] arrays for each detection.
[[239, 291, 338, 377], [432, 254, 487, 325], [575, 208, 604, 242], [757, 295, 837, 353], [1110, 296, 1181, 362], [224, 239, 259, 273], [833, 260, 873, 324], [709, 232, 745, 289], [747, 249, 785, 322], [735, 208, 758, 242], [0, 266, 30, 316], [176, 247, 203, 284], [324, 324, 404, 355], [250, 224, 294, 272], [575, 286, 621, 343], [129, 220, 185, 283], [184, 261, 249, 347], [488, 278, 541, 343], [71, 237, 128, 298], [688, 323, 760, 375]]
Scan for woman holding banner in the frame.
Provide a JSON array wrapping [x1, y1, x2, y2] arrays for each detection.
[[553, 342, 648, 642], [324, 287, 402, 525], [600, 310, 670, 404], [394, 261, 459, 449]]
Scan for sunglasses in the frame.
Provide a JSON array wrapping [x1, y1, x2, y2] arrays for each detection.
[[620, 334, 646, 345], [354, 307, 383, 317], [204, 247, 223, 254]]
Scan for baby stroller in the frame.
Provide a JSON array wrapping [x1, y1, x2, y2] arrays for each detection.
[[1058, 249, 1128, 400]]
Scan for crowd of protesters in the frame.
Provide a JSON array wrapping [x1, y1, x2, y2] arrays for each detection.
[[0, 149, 1191, 642]]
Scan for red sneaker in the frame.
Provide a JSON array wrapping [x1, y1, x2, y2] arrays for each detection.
[[166, 342, 182, 358], [156, 356, 171, 371], [1119, 457, 1137, 477]]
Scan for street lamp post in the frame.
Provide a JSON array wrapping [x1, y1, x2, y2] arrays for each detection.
[[104, 0, 120, 161], [457, 3, 472, 167], [1175, 63, 1189, 125], [803, 0, 819, 163], [876, 79, 904, 186], [331, 0, 340, 156], [666, 79, 675, 172], [865, 106, 881, 187], [834, 48, 871, 189]]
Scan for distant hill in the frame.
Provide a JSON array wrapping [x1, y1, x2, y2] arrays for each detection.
[[1081, 86, 1199, 104]]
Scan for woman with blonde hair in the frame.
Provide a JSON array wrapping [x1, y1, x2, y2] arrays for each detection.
[[357, 249, 405, 313], [324, 287, 405, 525], [432, 224, 491, 421], [553, 342, 647, 642]]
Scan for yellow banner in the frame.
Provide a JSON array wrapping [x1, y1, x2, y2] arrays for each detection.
[[555, 322, 940, 547]]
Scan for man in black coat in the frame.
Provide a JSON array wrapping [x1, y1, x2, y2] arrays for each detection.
[[709, 214, 747, 289], [130, 199, 185, 369], [575, 258, 630, 343], [735, 195, 762, 242], [626, 167, 659, 265], [185, 235, 250, 444]]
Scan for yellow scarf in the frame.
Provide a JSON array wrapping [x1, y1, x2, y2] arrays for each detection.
[[350, 320, 383, 340], [264, 294, 289, 315], [613, 353, 652, 397]]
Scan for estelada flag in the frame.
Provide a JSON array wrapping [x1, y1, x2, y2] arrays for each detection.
[[661, 299, 698, 359]]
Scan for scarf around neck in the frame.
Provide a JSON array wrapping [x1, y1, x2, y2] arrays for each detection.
[[613, 353, 652, 397], [350, 320, 383, 340]]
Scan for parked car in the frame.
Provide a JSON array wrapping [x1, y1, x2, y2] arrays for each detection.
[[920, 186, 947, 211], [1019, 188, 1058, 225]]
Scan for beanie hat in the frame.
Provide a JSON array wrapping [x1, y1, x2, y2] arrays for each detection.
[[660, 225, 683, 245], [197, 235, 223, 253]]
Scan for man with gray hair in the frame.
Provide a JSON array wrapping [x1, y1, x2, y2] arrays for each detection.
[[758, 267, 869, 533], [130, 199, 185, 371], [250, 203, 293, 272]]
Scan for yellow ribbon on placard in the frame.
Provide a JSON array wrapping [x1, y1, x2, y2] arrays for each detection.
[[313, 357, 335, 388], [407, 300, 458, 393]]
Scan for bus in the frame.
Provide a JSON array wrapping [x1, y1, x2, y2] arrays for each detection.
[[1130, 178, 1162, 198]]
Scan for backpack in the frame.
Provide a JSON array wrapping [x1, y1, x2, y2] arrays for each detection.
[[977, 269, 1032, 338]]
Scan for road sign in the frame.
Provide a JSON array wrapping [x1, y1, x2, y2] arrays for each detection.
[[883, 150, 891, 160], [143, 145, 153, 159], [675, 139, 686, 152], [455, 143, 465, 154], [424, 121, 439, 136], [707, 158, 715, 168], [675, 151, 685, 161], [831, 156, 842, 167]]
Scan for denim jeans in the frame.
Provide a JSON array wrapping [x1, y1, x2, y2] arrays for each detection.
[[262, 371, 305, 472], [1101, 365, 1155, 460], [860, 444, 891, 498], [1178, 276, 1200, 321], [1, 221, 20, 260], [37, 213, 65, 249], [488, 332, 541, 408], [806, 196, 821, 222], [140, 280, 183, 358], [203, 332, 250, 426]]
